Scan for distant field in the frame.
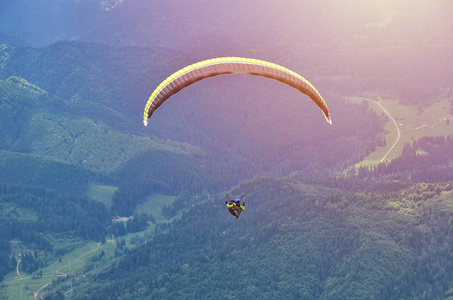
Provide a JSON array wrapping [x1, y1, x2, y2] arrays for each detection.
[[2, 190, 170, 299], [2, 229, 154, 299], [86, 184, 118, 208], [346, 96, 453, 167], [135, 194, 176, 223], [2, 241, 103, 300]]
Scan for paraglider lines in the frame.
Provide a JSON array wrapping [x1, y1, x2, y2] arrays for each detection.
[[205, 102, 228, 195]]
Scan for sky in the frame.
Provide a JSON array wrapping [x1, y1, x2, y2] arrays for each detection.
[[1, 0, 452, 47]]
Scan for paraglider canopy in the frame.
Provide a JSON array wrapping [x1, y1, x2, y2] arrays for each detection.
[[143, 57, 331, 126]]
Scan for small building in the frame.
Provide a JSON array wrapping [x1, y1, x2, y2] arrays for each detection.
[[416, 123, 431, 129]]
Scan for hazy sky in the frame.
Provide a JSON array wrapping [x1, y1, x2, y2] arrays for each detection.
[[1, 0, 452, 47]]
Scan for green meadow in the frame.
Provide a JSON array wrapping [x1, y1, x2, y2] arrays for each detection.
[[2, 241, 102, 299], [86, 184, 119, 209], [346, 96, 453, 167], [2, 229, 157, 300], [135, 194, 176, 223]]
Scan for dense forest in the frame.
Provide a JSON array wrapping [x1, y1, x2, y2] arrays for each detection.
[[41, 177, 453, 299], [356, 135, 453, 182]]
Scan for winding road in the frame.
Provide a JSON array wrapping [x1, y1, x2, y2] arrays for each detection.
[[362, 98, 401, 162], [360, 97, 450, 163]]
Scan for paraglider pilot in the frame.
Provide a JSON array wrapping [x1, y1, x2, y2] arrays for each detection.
[[225, 195, 245, 219]]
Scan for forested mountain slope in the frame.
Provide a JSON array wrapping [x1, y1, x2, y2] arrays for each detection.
[[0, 40, 386, 183], [45, 176, 453, 299]]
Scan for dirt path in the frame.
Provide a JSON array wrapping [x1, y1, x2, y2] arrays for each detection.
[[16, 259, 21, 277], [30, 244, 99, 299], [75, 242, 100, 262], [363, 98, 401, 162], [3, 276, 32, 285], [55, 270, 67, 276], [430, 118, 445, 129], [34, 282, 51, 300]]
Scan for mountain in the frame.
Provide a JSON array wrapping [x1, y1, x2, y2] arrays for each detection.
[[44, 176, 453, 299], [0, 40, 386, 184], [0, 37, 387, 298], [1, 1, 453, 299], [2, 0, 452, 104], [0, 72, 199, 174]]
